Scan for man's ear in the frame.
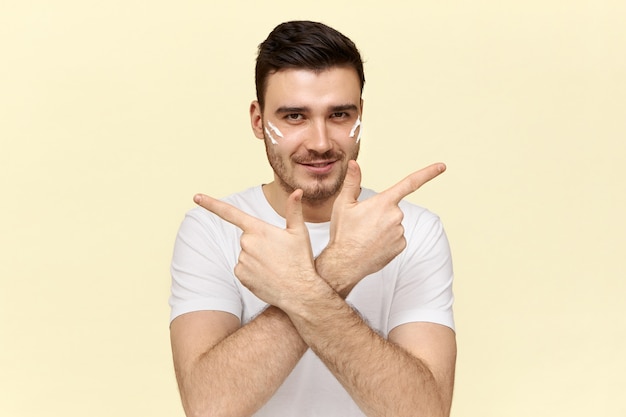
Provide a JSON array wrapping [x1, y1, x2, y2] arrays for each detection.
[[249, 101, 265, 140]]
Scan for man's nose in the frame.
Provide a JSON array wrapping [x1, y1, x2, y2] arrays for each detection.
[[304, 120, 332, 153]]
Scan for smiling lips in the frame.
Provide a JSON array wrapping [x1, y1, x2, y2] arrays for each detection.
[[294, 150, 344, 174], [300, 160, 337, 174], [305, 161, 333, 167]]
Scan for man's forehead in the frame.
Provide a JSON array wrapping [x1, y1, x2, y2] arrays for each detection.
[[265, 66, 360, 85], [263, 67, 362, 111]]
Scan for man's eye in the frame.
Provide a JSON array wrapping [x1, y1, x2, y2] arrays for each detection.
[[286, 114, 303, 121], [331, 112, 349, 118]]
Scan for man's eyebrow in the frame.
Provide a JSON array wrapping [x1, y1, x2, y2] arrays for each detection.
[[274, 104, 359, 116], [329, 104, 359, 112], [275, 106, 309, 115]]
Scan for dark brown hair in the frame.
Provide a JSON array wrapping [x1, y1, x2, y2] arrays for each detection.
[[255, 21, 365, 109]]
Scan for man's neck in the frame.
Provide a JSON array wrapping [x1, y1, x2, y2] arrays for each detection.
[[262, 183, 335, 223]]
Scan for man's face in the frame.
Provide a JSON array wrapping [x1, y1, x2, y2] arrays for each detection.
[[250, 67, 362, 204]]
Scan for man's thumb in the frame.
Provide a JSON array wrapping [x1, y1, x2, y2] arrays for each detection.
[[285, 189, 305, 230], [337, 160, 362, 203]]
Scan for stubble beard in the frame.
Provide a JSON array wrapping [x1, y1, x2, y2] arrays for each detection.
[[264, 140, 359, 205]]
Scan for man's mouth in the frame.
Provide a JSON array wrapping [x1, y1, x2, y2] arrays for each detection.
[[298, 160, 338, 174], [303, 161, 334, 167]]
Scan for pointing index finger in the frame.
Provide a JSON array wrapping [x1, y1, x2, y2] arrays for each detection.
[[194, 193, 258, 231], [383, 163, 446, 203]]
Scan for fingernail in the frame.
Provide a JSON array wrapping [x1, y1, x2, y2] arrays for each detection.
[[193, 194, 203, 204]]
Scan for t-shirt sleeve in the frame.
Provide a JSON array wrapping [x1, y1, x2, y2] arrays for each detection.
[[388, 208, 455, 332], [169, 208, 243, 324]]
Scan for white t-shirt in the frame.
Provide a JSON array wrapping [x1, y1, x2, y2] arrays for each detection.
[[169, 185, 454, 416]]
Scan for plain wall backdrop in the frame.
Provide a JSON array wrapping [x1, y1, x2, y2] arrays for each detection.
[[1, 1, 624, 416]]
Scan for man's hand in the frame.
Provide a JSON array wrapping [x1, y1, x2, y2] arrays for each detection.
[[317, 160, 446, 296], [193, 189, 320, 309]]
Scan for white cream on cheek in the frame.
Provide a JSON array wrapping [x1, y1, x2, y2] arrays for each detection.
[[264, 121, 284, 145], [266, 118, 361, 144], [349, 116, 362, 143]]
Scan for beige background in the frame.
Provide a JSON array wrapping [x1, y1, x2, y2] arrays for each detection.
[[1, 1, 624, 416]]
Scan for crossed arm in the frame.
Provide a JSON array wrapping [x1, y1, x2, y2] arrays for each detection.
[[170, 161, 456, 417]]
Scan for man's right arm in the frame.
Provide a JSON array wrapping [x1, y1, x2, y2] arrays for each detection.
[[169, 199, 384, 417], [170, 250, 369, 417], [169, 235, 374, 417], [169, 207, 311, 417]]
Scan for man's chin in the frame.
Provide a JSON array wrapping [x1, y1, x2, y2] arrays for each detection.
[[301, 190, 336, 204], [300, 179, 344, 203], [277, 178, 334, 202]]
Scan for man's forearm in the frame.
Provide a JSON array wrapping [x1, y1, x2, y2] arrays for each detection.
[[178, 250, 366, 417], [283, 281, 448, 417], [179, 307, 307, 417]]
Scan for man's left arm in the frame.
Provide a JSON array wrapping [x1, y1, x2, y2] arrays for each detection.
[[281, 283, 456, 417], [288, 161, 456, 417]]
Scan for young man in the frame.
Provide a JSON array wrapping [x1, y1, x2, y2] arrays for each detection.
[[169, 21, 456, 417]]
